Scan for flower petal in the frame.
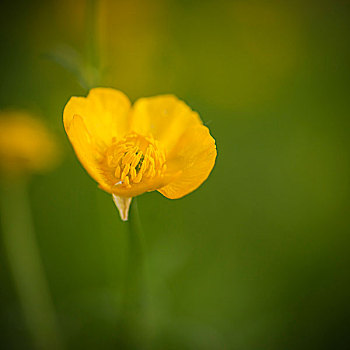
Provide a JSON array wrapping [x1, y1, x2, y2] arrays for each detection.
[[108, 171, 181, 198], [130, 95, 202, 152], [66, 114, 112, 191], [63, 88, 131, 146], [158, 125, 217, 199]]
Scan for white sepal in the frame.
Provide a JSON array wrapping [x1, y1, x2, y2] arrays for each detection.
[[112, 195, 132, 221]]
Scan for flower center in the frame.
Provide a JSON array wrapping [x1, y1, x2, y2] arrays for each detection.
[[105, 133, 166, 188]]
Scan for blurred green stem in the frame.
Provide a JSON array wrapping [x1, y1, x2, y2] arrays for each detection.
[[122, 198, 151, 343], [0, 181, 64, 350], [123, 198, 145, 314]]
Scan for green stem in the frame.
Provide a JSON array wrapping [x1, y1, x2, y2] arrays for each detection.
[[0, 181, 64, 350], [122, 198, 145, 315], [121, 198, 151, 346]]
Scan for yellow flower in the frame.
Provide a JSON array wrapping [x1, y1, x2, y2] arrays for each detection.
[[63, 88, 217, 220], [0, 111, 59, 177]]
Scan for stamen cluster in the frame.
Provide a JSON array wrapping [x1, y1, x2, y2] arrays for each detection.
[[105, 133, 166, 188]]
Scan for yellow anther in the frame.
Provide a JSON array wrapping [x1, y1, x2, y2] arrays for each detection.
[[148, 157, 155, 170], [122, 152, 133, 165], [131, 152, 142, 168], [154, 150, 163, 167], [130, 167, 137, 180], [145, 147, 152, 158], [121, 163, 130, 181], [115, 165, 121, 178], [133, 171, 143, 183], [148, 143, 155, 155], [123, 175, 130, 187], [140, 156, 149, 173]]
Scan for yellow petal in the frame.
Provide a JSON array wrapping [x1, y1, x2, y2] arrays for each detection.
[[108, 171, 181, 198], [130, 95, 202, 152], [66, 114, 112, 192], [158, 125, 217, 199], [63, 88, 131, 146]]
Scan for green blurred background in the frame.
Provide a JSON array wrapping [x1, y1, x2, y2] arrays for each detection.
[[1, 0, 350, 349]]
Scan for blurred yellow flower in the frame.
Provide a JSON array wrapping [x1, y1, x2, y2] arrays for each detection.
[[0, 111, 59, 177], [64, 88, 217, 220]]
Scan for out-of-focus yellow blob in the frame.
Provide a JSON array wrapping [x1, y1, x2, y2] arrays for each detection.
[[63, 88, 217, 220], [0, 111, 60, 177]]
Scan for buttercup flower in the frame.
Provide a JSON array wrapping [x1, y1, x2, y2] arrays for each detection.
[[63, 88, 216, 220], [0, 111, 59, 177]]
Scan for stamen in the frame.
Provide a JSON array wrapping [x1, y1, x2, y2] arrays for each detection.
[[131, 152, 142, 168], [122, 151, 134, 165], [104, 133, 166, 189], [124, 175, 130, 187], [121, 163, 130, 181], [130, 167, 137, 180], [114, 165, 121, 178], [133, 171, 143, 183]]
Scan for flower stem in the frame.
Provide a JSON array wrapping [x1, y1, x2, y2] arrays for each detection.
[[121, 198, 149, 343], [123, 198, 145, 311], [0, 181, 64, 350]]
